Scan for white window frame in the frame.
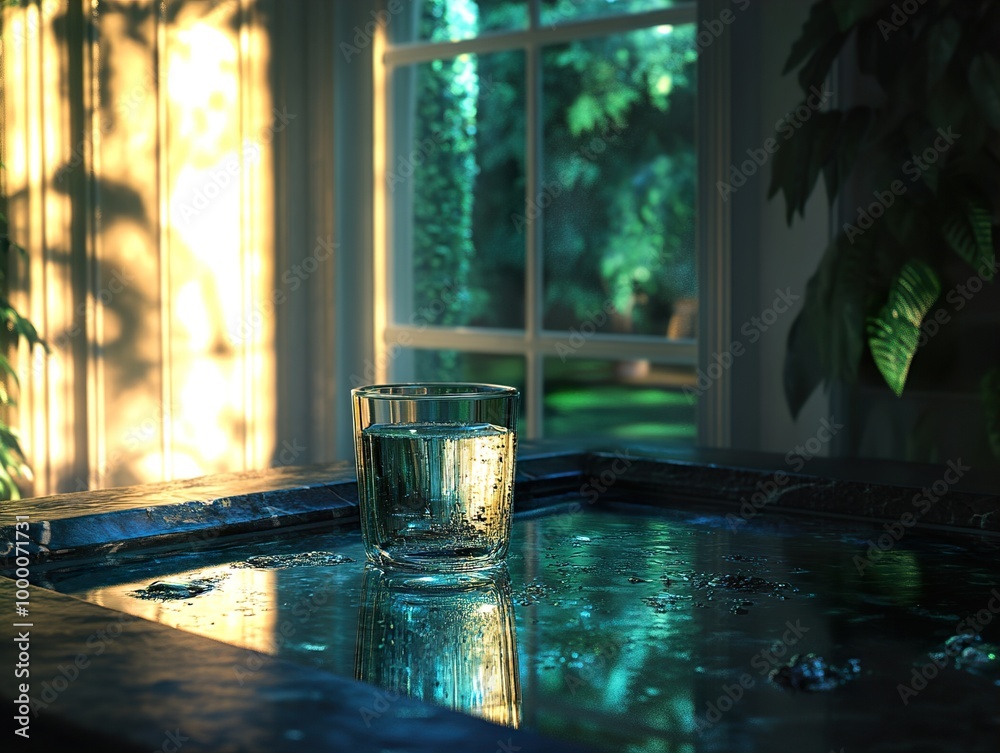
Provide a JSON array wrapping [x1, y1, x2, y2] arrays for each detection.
[[371, 0, 728, 442]]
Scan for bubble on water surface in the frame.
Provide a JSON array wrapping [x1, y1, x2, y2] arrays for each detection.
[[231, 552, 356, 569], [769, 653, 861, 691]]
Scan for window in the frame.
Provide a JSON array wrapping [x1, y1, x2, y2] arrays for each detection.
[[374, 0, 698, 441]]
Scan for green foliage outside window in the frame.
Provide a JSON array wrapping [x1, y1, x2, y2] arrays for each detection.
[[407, 0, 697, 340]]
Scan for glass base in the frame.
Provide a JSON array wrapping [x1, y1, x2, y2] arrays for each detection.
[[366, 544, 508, 574]]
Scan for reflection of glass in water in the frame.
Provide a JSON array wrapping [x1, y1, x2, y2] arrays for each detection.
[[355, 565, 521, 727]]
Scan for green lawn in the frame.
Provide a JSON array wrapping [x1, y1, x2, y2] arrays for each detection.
[[544, 385, 696, 441]]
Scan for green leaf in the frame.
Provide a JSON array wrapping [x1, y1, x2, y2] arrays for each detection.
[[566, 93, 601, 137], [770, 111, 841, 224], [924, 71, 970, 133], [903, 123, 942, 193], [866, 260, 942, 397], [784, 235, 868, 417], [784, 2, 840, 75], [830, 0, 894, 32], [0, 354, 20, 390], [968, 53, 1000, 130], [797, 32, 848, 94], [941, 196, 995, 280], [855, 16, 892, 78], [926, 16, 961, 86], [983, 368, 1000, 459], [0, 303, 48, 349], [884, 201, 918, 248], [822, 107, 871, 203], [0, 420, 23, 442], [0, 238, 29, 261], [784, 309, 827, 418]]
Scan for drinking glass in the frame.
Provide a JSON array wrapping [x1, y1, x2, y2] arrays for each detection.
[[352, 383, 518, 571]]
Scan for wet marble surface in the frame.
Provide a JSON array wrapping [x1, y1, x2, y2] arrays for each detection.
[[0, 577, 591, 753], [36, 499, 1000, 752], [2, 443, 999, 752]]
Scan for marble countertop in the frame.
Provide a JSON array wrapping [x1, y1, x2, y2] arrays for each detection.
[[2, 442, 998, 752]]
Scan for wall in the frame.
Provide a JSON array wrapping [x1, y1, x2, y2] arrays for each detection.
[[726, 0, 833, 457], [3, 0, 285, 494]]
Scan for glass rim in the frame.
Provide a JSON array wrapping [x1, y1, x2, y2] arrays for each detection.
[[352, 382, 518, 400]]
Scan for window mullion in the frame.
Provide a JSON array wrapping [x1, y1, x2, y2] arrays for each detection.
[[697, 0, 732, 447], [383, 6, 696, 66], [529, 0, 541, 28], [525, 27, 544, 439]]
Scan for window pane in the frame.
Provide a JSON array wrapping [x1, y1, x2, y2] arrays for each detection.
[[540, 0, 688, 26], [544, 358, 695, 440], [409, 350, 527, 429], [391, 50, 526, 328], [541, 26, 697, 339], [388, 0, 529, 45]]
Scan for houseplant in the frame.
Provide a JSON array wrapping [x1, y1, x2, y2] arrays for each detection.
[[0, 0, 48, 498], [0, 174, 45, 500], [770, 0, 1000, 459]]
